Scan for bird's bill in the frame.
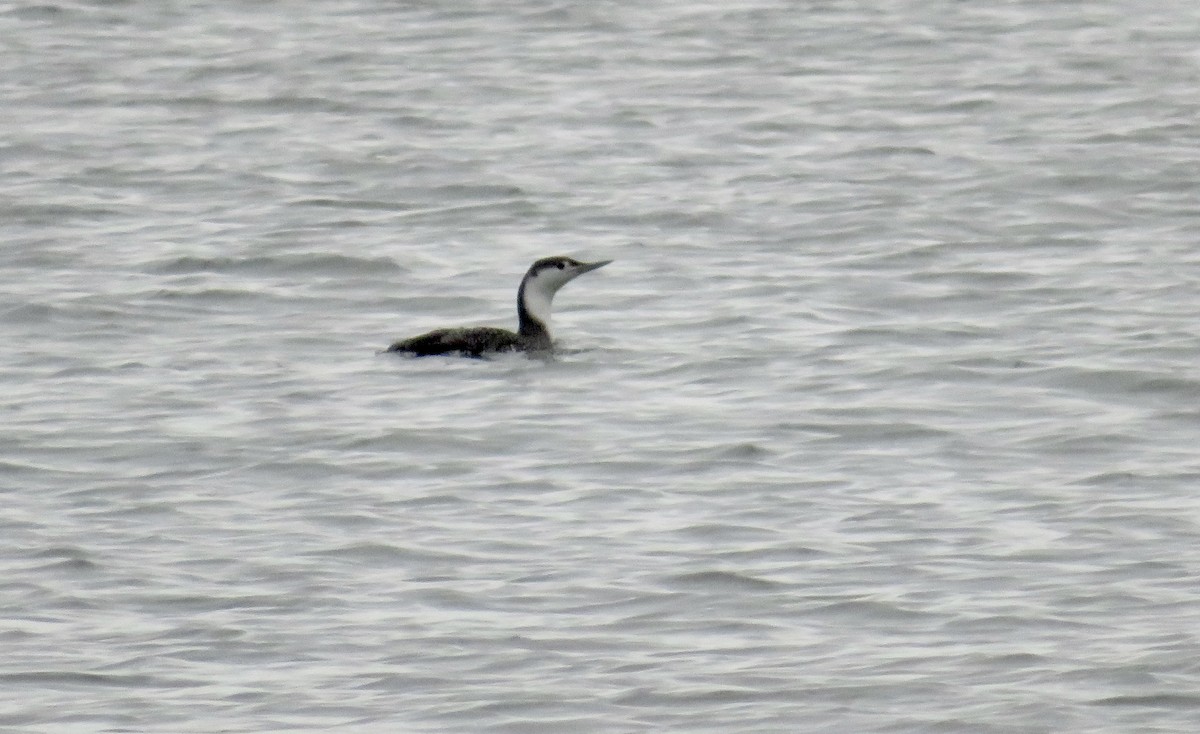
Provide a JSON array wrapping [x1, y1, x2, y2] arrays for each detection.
[[576, 259, 613, 274]]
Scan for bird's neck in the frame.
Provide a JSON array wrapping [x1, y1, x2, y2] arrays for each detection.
[[517, 278, 554, 349]]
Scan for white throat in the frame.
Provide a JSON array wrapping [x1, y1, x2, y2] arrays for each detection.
[[522, 278, 557, 331]]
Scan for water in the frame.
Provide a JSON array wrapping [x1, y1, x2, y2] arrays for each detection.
[[3, 1, 1200, 731]]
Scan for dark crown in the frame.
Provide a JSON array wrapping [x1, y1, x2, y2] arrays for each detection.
[[529, 256, 580, 274]]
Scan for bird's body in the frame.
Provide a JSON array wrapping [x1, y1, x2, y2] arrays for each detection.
[[388, 326, 522, 358], [386, 256, 611, 358]]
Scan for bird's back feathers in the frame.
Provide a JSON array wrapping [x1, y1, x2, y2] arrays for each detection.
[[386, 327, 523, 358]]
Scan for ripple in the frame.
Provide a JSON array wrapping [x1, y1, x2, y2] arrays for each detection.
[[1092, 694, 1200, 708], [0, 671, 201, 689], [148, 253, 404, 276], [665, 571, 778, 591]]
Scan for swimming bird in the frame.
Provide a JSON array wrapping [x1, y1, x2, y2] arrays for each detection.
[[386, 256, 612, 357]]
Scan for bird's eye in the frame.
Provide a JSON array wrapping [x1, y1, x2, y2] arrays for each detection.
[[556, 262, 565, 270]]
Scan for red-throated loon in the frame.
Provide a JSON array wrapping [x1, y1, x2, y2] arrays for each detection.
[[385, 256, 612, 357]]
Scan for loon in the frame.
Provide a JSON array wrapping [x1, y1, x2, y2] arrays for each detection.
[[386, 255, 612, 357]]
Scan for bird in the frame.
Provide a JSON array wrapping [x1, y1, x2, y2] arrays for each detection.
[[385, 255, 612, 357]]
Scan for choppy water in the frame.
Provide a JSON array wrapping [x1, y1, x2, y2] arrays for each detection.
[[4, 1, 1200, 732]]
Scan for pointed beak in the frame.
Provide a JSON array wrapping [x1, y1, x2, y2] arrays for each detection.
[[577, 259, 612, 275]]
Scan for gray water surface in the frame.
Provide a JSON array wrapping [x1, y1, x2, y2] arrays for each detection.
[[3, 1, 1200, 732]]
